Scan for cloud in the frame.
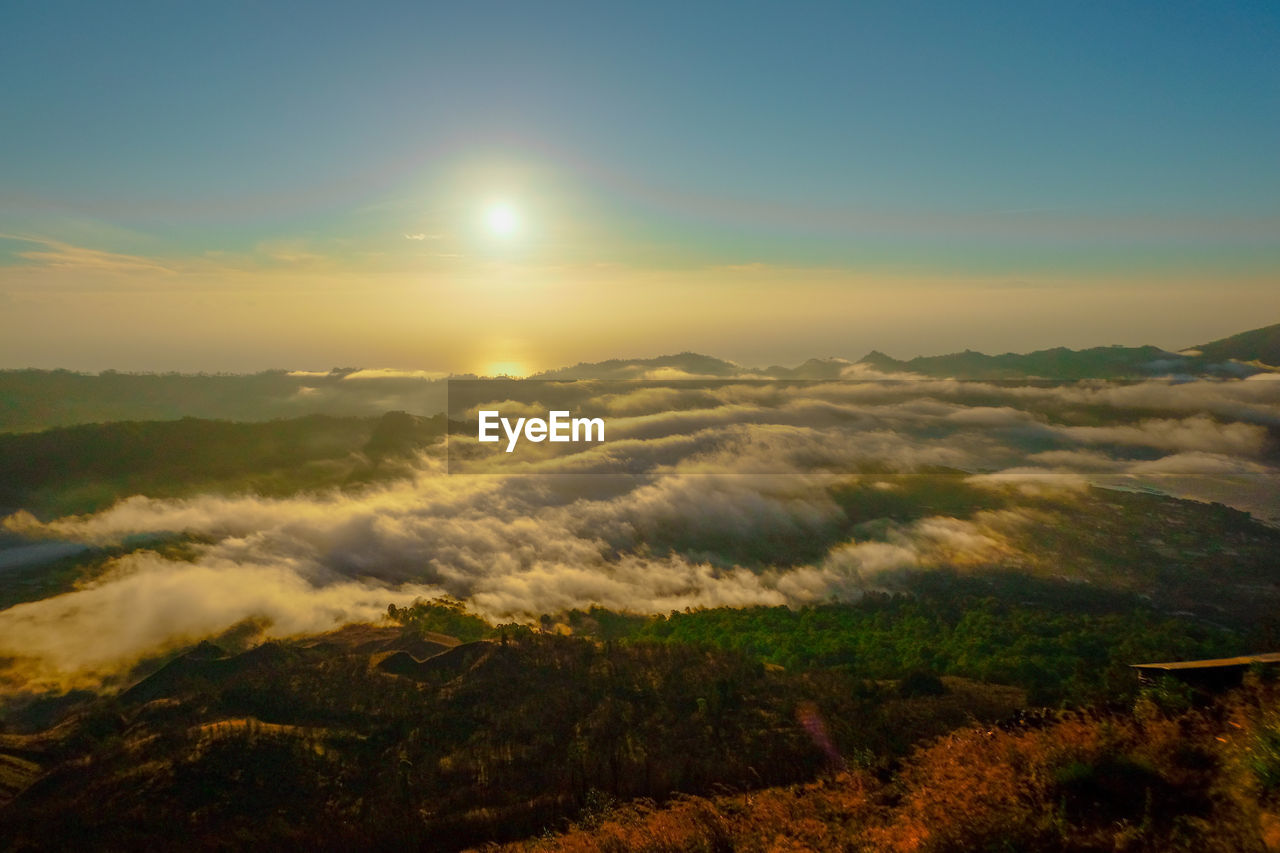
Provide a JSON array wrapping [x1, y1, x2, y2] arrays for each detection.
[[0, 554, 445, 693], [771, 513, 1019, 602], [254, 239, 331, 266], [1, 374, 1277, 693], [775, 540, 918, 601], [1, 233, 174, 275], [966, 468, 1091, 497], [1127, 452, 1272, 477], [1024, 449, 1126, 471], [638, 367, 729, 380], [1053, 415, 1268, 457], [1000, 380, 1280, 427], [341, 368, 448, 381]]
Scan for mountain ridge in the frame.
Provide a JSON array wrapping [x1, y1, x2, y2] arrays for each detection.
[[525, 322, 1280, 381], [2, 322, 1276, 432]]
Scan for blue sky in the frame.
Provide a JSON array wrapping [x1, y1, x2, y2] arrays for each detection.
[[2, 1, 1278, 371]]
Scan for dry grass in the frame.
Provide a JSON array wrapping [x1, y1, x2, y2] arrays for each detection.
[[492, 684, 1280, 853]]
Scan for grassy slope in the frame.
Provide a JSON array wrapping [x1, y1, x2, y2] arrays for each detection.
[[504, 681, 1280, 853]]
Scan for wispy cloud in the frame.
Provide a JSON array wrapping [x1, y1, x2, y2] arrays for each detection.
[[1, 233, 174, 274], [253, 238, 333, 266], [341, 368, 448, 381]]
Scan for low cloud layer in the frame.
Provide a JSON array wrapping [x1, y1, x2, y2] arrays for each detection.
[[2, 376, 1277, 692]]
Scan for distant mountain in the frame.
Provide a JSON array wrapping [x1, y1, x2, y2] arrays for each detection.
[[761, 357, 854, 380], [847, 323, 1280, 380], [3, 324, 1275, 434], [1190, 322, 1280, 367], [530, 323, 1280, 381], [529, 351, 741, 380], [0, 369, 448, 432], [854, 344, 1194, 380], [856, 350, 903, 373], [525, 345, 1209, 382]]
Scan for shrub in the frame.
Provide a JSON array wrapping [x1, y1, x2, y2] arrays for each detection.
[[896, 669, 947, 698]]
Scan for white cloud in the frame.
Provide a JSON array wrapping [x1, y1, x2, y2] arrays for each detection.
[[3, 374, 1277, 692]]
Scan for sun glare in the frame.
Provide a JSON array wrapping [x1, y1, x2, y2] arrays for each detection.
[[484, 203, 519, 238], [484, 360, 527, 377]]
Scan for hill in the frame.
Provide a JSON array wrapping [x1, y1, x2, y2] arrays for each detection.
[[1192, 322, 1280, 367], [529, 352, 742, 380], [0, 411, 445, 518], [500, 680, 1280, 852], [3, 323, 1277, 434], [0, 621, 1020, 851], [519, 323, 1280, 381], [852, 342, 1272, 379], [0, 591, 1261, 851], [0, 369, 448, 433]]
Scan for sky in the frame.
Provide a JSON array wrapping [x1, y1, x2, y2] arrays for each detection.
[[1, 1, 1278, 375]]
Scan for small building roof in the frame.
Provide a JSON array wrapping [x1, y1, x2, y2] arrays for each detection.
[[1131, 652, 1280, 671]]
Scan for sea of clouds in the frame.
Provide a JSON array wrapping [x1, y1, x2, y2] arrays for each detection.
[[1, 374, 1277, 692]]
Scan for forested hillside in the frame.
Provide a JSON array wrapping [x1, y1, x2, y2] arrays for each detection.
[[0, 594, 1271, 851], [0, 412, 445, 517]]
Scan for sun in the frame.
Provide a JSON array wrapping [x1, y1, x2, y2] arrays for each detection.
[[483, 360, 526, 377], [484, 202, 519, 238]]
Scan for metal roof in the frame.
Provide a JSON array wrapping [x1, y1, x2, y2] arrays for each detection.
[[1131, 652, 1280, 671]]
